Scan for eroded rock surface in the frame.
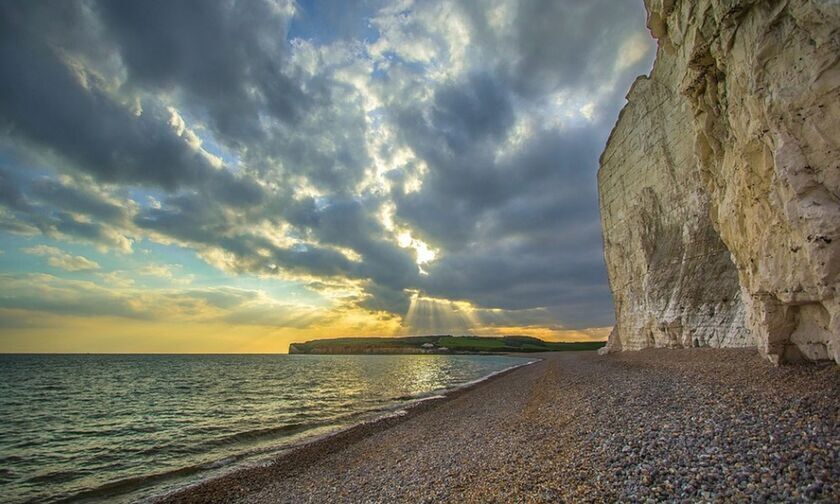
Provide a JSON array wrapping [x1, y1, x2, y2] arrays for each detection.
[[600, 0, 840, 363]]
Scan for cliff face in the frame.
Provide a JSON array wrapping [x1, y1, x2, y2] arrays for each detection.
[[599, 0, 840, 364]]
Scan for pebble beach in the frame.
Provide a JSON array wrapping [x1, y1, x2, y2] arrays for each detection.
[[159, 349, 839, 503]]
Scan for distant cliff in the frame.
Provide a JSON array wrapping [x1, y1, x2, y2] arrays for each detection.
[[599, 0, 840, 364], [288, 336, 605, 354]]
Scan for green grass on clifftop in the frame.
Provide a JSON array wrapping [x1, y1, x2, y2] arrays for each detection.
[[288, 335, 606, 354]]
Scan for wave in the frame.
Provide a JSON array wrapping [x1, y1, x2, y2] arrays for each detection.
[[45, 422, 334, 504], [197, 421, 326, 448], [24, 469, 87, 485], [53, 463, 209, 504], [446, 358, 538, 391]]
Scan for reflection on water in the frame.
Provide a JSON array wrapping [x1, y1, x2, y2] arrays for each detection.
[[0, 353, 531, 503]]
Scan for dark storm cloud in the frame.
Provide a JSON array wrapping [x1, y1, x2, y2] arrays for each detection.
[[135, 192, 364, 280], [355, 281, 411, 316], [98, 0, 372, 195], [96, 0, 306, 146], [307, 199, 419, 288], [0, 165, 131, 249], [408, 152, 616, 325], [135, 192, 419, 291], [390, 73, 520, 247], [429, 73, 515, 152], [393, 105, 604, 248], [30, 178, 128, 224], [0, 3, 264, 207], [391, 112, 627, 324], [0, 166, 31, 213]]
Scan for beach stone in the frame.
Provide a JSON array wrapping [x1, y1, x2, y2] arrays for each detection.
[[599, 0, 840, 364]]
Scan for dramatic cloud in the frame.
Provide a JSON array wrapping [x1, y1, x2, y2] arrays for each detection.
[[0, 0, 655, 347]]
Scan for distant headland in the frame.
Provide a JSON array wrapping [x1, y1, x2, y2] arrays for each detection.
[[288, 335, 605, 354]]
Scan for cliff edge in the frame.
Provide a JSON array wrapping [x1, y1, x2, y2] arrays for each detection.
[[599, 0, 840, 364]]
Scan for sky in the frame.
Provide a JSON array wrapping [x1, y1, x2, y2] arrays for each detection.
[[0, 0, 655, 353]]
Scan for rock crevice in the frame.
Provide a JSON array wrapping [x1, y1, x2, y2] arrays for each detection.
[[599, 0, 840, 364]]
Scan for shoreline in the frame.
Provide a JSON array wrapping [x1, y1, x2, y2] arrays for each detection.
[[154, 355, 540, 503], [158, 349, 839, 503]]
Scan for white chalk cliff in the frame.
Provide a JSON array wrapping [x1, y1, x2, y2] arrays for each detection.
[[599, 0, 840, 364]]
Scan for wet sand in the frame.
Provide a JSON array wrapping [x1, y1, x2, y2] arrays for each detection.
[[158, 349, 839, 503]]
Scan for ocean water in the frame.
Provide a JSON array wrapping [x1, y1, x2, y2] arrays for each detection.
[[0, 353, 532, 503]]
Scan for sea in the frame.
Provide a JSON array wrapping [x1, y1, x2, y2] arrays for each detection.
[[0, 353, 534, 503]]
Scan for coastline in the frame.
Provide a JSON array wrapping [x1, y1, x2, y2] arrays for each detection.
[[157, 349, 839, 503], [153, 355, 539, 503]]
